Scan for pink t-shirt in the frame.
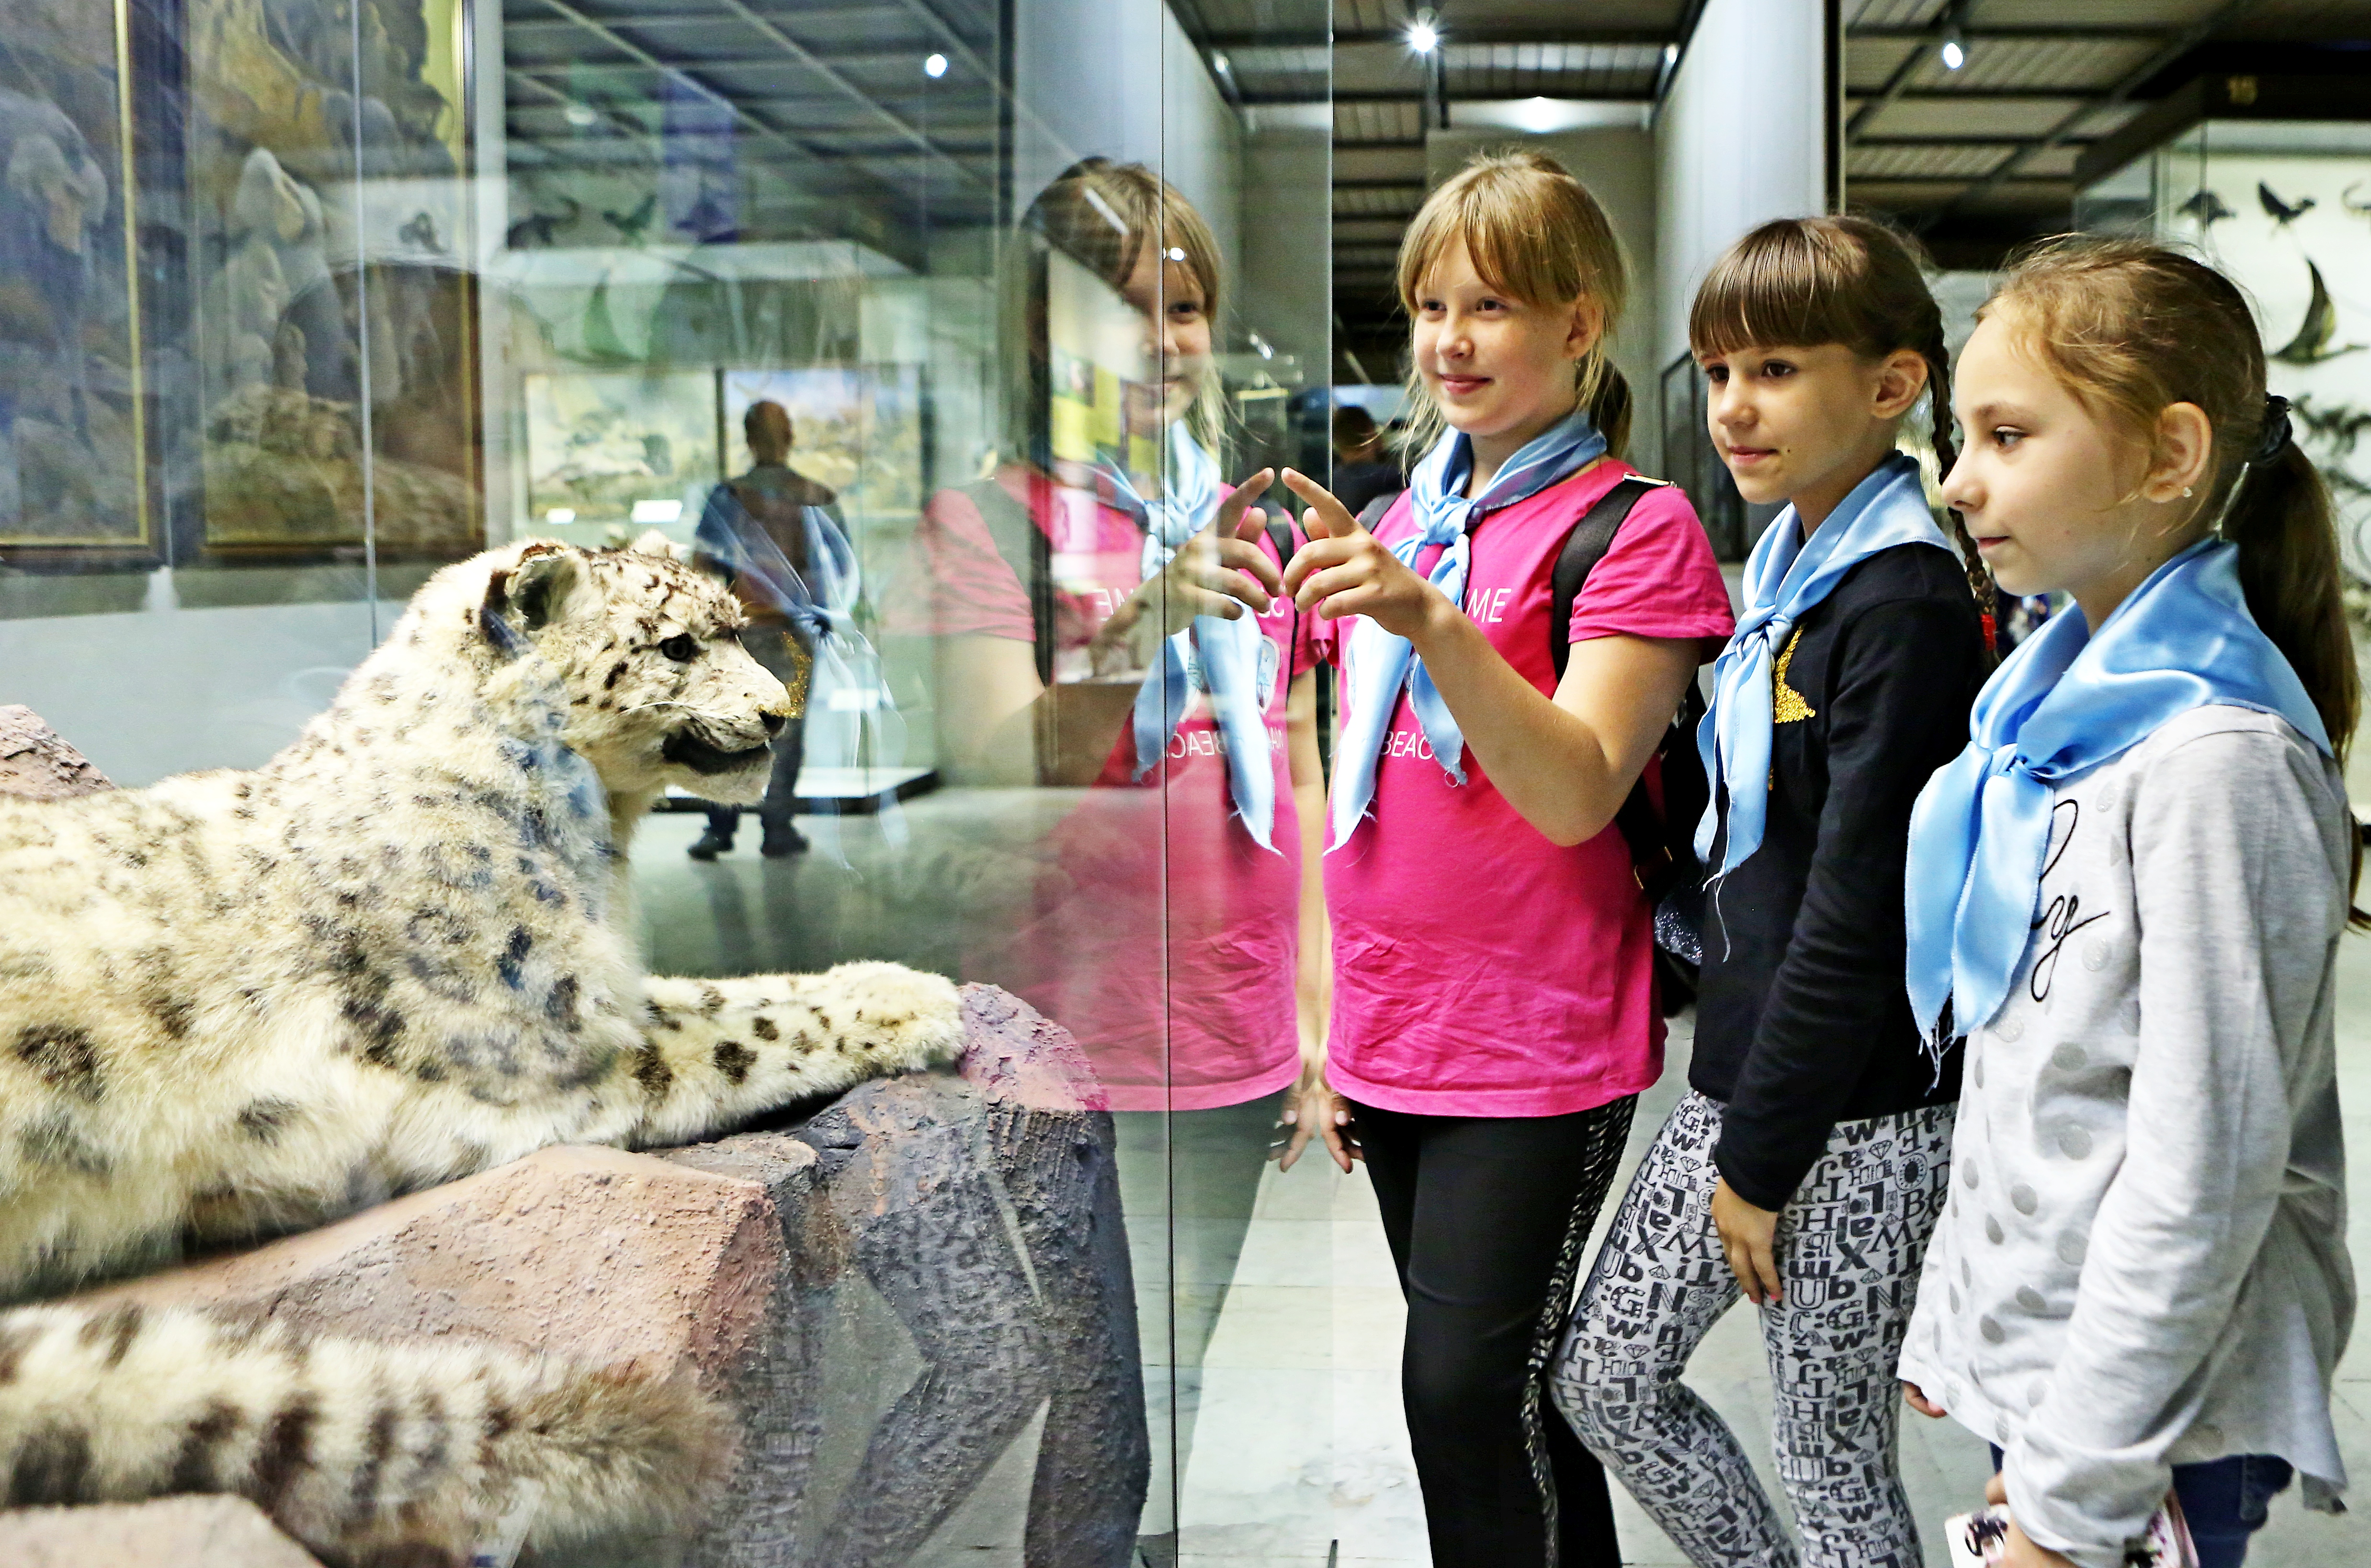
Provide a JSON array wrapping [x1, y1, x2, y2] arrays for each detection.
[[1317, 458, 1735, 1117], [890, 468, 1317, 1111]]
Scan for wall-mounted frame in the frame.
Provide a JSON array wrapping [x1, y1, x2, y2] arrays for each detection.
[[0, 0, 154, 560], [186, 0, 484, 562]]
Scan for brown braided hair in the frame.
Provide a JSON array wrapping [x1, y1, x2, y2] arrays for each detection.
[[1690, 215, 1999, 647]]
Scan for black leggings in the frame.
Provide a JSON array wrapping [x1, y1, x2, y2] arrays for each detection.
[[1353, 1096, 1637, 1568]]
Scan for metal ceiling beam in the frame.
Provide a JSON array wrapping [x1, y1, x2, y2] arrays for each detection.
[[1848, 24, 2168, 42], [1248, 89, 1656, 107], [523, 0, 985, 191], [1204, 27, 1676, 49], [1933, 0, 2265, 220]]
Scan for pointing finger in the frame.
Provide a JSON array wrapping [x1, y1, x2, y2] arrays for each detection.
[[1281, 468, 1360, 541]]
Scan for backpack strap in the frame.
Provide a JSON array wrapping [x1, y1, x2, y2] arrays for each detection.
[[1548, 476, 1663, 682], [1354, 491, 1401, 532]]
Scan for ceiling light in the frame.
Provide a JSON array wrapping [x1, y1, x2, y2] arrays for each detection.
[[1939, 35, 1965, 70], [1407, 20, 1439, 53], [923, 52, 948, 78], [563, 103, 598, 127], [1212, 51, 1232, 75], [1167, 246, 1186, 261]]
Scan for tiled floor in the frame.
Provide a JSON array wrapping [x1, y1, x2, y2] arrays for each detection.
[[631, 797, 2371, 1567]]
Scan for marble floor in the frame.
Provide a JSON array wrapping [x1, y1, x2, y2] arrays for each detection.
[[629, 797, 2371, 1568]]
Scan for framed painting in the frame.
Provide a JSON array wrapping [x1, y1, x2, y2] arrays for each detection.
[[0, 0, 153, 557], [187, 0, 484, 560]]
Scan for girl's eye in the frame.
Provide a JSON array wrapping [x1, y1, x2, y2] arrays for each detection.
[[659, 634, 698, 662], [1703, 364, 1728, 384], [1993, 428, 2024, 450], [1761, 361, 1794, 379]]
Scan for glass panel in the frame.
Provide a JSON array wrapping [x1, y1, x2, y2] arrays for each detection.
[[2, 0, 1331, 1560]]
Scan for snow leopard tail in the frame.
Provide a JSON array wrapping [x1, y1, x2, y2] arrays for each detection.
[[0, 1302, 730, 1566]]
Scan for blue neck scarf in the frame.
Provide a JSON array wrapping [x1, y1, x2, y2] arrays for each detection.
[[1102, 423, 1280, 852], [1329, 408, 1608, 849], [1697, 453, 1952, 879], [1905, 537, 2331, 1043]]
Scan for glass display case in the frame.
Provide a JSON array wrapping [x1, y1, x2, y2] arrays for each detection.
[[2077, 105, 2371, 599], [0, 0, 1341, 1559]]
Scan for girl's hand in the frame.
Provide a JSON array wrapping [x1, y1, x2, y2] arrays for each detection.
[[1985, 1472, 2077, 1568], [1276, 1053, 1360, 1173], [1712, 1177, 1783, 1306], [1093, 470, 1286, 660], [1278, 468, 1446, 641], [1902, 1381, 1948, 1419]]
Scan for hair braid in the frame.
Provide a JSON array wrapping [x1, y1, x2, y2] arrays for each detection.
[[1922, 330, 1997, 651]]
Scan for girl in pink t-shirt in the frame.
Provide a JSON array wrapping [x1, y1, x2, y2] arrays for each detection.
[[1276, 151, 1733, 1568]]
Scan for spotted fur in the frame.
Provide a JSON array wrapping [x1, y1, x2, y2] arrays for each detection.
[[0, 541, 964, 1562]]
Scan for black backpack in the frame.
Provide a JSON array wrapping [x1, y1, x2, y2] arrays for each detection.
[[1548, 478, 1711, 1010]]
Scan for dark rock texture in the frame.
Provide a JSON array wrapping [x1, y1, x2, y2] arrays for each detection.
[[661, 981, 1146, 1567]]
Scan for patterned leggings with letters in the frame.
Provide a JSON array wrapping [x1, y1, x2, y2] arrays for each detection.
[[1551, 1092, 1954, 1568]]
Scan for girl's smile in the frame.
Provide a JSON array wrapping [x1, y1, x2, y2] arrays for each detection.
[[1409, 235, 1601, 485]]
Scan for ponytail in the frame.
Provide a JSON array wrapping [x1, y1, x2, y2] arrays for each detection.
[[1582, 356, 1633, 461], [2226, 436, 2360, 757]]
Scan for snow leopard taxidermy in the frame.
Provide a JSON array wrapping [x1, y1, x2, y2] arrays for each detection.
[[0, 539, 963, 1564]]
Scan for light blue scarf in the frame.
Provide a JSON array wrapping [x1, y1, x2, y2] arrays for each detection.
[[1329, 408, 1608, 849], [1104, 422, 1280, 852], [1905, 536, 2331, 1041], [1697, 453, 1952, 879]]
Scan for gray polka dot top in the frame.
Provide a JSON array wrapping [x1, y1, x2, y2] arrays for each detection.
[[1898, 706, 2354, 1564]]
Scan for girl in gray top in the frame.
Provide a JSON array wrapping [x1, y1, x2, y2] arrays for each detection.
[[1897, 238, 2358, 1568]]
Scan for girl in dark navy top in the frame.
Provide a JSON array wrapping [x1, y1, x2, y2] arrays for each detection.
[[1554, 216, 1989, 1568]]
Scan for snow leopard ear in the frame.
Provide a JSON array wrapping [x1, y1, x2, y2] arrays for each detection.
[[480, 548, 585, 652], [509, 548, 585, 632]]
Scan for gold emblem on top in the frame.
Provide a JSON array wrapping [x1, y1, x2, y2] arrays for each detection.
[[1773, 625, 1815, 724]]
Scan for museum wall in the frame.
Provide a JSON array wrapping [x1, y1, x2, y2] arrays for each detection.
[[1652, 0, 1830, 370]]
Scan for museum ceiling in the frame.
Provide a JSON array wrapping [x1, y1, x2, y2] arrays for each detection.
[[495, 0, 2371, 380], [1202, 0, 2371, 379]]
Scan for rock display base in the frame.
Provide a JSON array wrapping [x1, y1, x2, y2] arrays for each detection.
[[0, 1496, 326, 1567], [52, 985, 1143, 1568], [0, 704, 110, 800]]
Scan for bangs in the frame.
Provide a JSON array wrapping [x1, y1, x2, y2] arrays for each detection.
[[1689, 220, 1885, 361], [1395, 159, 1606, 316]]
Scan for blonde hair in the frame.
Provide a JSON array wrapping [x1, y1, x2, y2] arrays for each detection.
[[1004, 158, 1226, 458], [1985, 235, 2361, 907], [1692, 215, 1996, 631], [1394, 149, 1632, 459]]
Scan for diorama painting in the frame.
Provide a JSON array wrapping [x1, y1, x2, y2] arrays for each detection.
[[523, 370, 720, 540], [188, 0, 481, 557], [722, 366, 923, 525], [0, 0, 148, 550], [2156, 145, 2371, 577]]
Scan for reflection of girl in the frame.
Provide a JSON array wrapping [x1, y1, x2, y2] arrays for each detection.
[[1555, 216, 1988, 1568], [1898, 239, 2358, 1568], [1278, 151, 1734, 1568], [889, 158, 1324, 1117]]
